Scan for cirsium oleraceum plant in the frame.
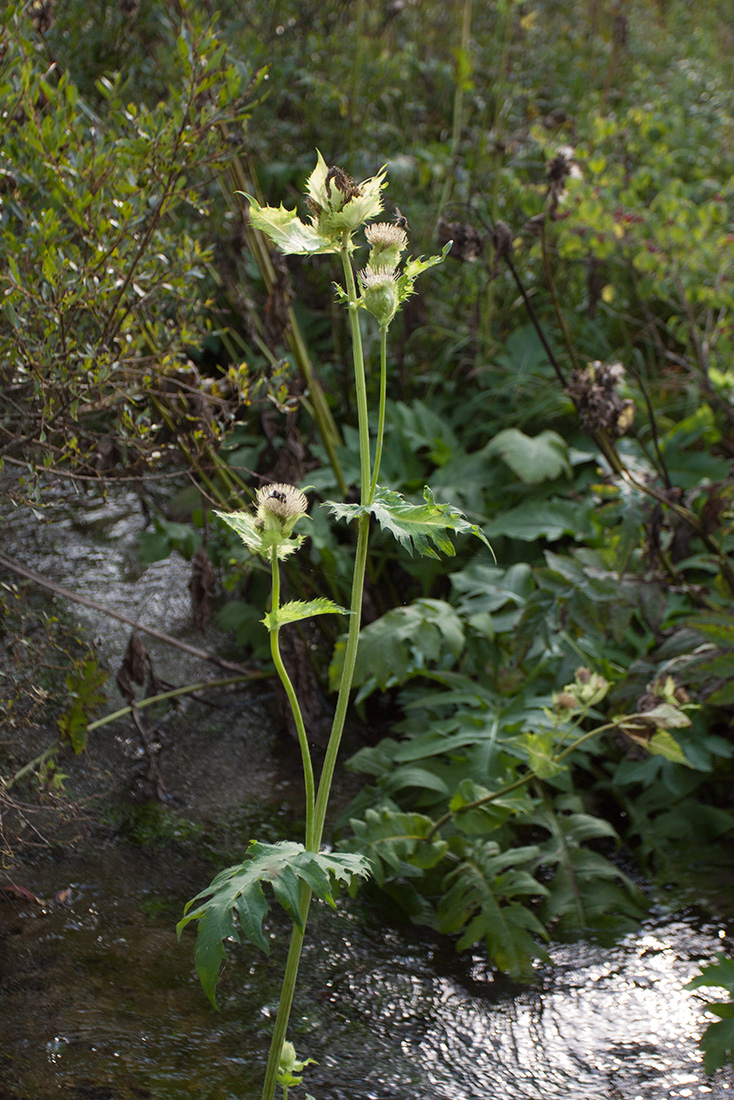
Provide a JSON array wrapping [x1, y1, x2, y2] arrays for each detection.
[[177, 153, 488, 1100]]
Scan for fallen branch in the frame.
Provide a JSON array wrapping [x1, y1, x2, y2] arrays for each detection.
[[0, 550, 252, 675], [4, 672, 260, 791]]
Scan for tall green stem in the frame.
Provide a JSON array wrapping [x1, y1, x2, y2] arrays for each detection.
[[340, 237, 373, 497], [313, 242, 375, 843], [260, 885, 312, 1100], [369, 325, 389, 502], [269, 546, 315, 849], [260, 239, 374, 1100]]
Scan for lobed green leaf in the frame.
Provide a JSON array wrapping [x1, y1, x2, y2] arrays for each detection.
[[326, 485, 490, 559], [177, 841, 370, 1006], [262, 598, 350, 631]]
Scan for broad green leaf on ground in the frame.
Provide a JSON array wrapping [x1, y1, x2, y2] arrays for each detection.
[[343, 806, 448, 886], [484, 498, 596, 542], [177, 841, 370, 1006], [687, 955, 734, 1073], [329, 598, 465, 692], [698, 1017, 734, 1074], [262, 598, 349, 631], [450, 561, 534, 616], [623, 724, 694, 767], [531, 806, 644, 930], [326, 485, 490, 559], [437, 841, 549, 979], [645, 729, 695, 766], [449, 779, 535, 834], [487, 428, 571, 484], [521, 731, 563, 779], [637, 703, 693, 730], [686, 614, 734, 645], [688, 955, 734, 996]]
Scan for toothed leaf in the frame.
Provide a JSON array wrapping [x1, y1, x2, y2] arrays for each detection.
[[326, 485, 491, 559], [215, 509, 304, 561], [246, 196, 339, 254], [177, 841, 371, 1006], [262, 598, 350, 631]]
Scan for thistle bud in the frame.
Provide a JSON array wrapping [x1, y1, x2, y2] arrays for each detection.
[[359, 266, 399, 327], [256, 483, 309, 538], [365, 222, 408, 270], [553, 690, 581, 717]]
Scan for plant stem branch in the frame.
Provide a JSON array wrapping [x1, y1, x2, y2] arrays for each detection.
[[369, 325, 389, 501], [269, 547, 315, 850]]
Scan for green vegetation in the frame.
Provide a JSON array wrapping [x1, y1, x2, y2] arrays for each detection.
[[2, 0, 734, 1089]]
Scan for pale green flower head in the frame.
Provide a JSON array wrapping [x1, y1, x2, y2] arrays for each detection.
[[256, 482, 309, 538], [359, 266, 399, 328], [306, 150, 387, 237], [215, 483, 309, 562], [365, 221, 408, 270], [246, 152, 387, 255]]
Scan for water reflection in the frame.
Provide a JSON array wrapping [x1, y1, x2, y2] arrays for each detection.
[[4, 860, 732, 1100], [302, 909, 733, 1100]]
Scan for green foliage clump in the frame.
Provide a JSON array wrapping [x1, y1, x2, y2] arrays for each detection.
[[0, 1, 256, 480]]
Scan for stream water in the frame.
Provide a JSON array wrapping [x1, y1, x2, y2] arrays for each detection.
[[1, 484, 733, 1100]]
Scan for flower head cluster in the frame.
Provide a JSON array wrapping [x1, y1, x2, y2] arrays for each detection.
[[358, 265, 400, 328], [552, 666, 610, 719], [246, 152, 387, 256], [365, 222, 408, 269], [306, 154, 387, 237], [358, 216, 412, 328], [246, 152, 450, 330]]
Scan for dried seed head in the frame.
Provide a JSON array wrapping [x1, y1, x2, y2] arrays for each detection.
[[305, 152, 386, 237], [256, 483, 308, 525], [29, 0, 54, 32], [565, 360, 635, 439], [491, 220, 514, 261], [546, 146, 582, 218], [438, 218, 484, 264], [547, 145, 581, 187], [324, 165, 362, 204]]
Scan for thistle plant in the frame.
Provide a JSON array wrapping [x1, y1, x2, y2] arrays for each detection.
[[177, 152, 488, 1100]]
